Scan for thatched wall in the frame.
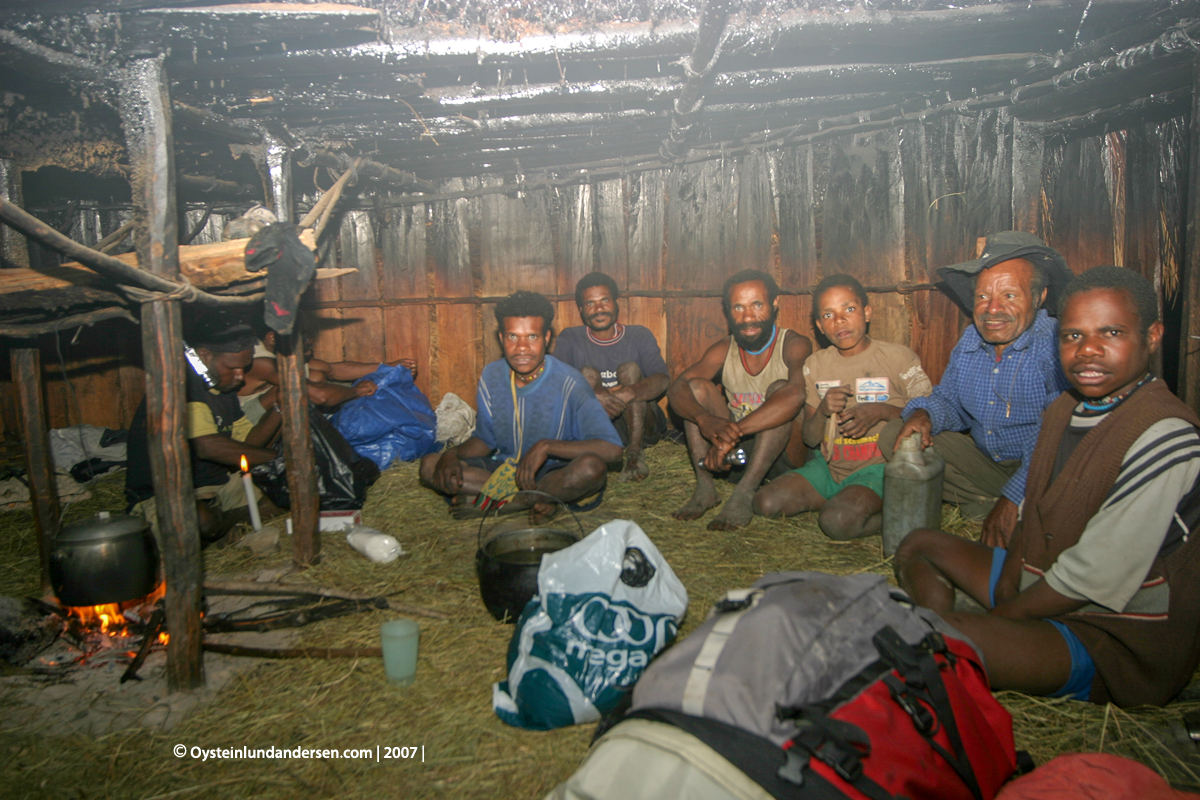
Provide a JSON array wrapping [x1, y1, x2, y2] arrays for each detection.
[[1, 109, 1187, 436]]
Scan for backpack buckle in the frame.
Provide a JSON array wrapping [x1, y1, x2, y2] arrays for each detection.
[[884, 674, 935, 734], [713, 588, 763, 614], [874, 626, 928, 688], [816, 740, 863, 782], [777, 748, 806, 786]]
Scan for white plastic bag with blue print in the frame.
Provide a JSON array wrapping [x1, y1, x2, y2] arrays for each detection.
[[492, 519, 688, 730]]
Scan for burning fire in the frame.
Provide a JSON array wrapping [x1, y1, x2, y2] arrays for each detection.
[[65, 582, 167, 639], [240, 454, 249, 472]]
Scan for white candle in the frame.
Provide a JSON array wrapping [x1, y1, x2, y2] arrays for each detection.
[[240, 455, 263, 531]]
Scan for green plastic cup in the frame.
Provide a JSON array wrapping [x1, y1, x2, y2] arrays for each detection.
[[380, 618, 419, 686]]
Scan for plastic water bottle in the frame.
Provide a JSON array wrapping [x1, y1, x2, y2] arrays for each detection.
[[346, 525, 404, 563], [882, 433, 945, 556]]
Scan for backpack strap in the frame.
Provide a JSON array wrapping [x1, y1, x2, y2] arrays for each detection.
[[681, 588, 764, 715], [626, 707, 879, 800], [872, 627, 985, 800]]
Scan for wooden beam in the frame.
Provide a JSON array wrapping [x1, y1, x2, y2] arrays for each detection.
[[11, 349, 59, 599], [1181, 52, 1200, 408], [276, 331, 319, 566], [305, 149, 436, 192], [1125, 121, 1166, 377], [1011, 118, 1045, 236], [0, 197, 259, 305], [263, 133, 294, 222], [661, 0, 729, 160], [171, 100, 263, 145], [0, 157, 28, 269], [58, 229, 316, 288], [177, 173, 260, 199], [120, 55, 204, 692]]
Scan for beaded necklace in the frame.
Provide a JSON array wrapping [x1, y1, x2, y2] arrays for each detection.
[[1080, 373, 1154, 413]]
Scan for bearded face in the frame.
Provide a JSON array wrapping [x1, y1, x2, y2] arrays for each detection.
[[727, 293, 779, 352]]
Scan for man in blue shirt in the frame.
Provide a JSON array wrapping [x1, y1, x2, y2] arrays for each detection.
[[420, 291, 624, 521], [553, 272, 670, 482], [882, 232, 1073, 547]]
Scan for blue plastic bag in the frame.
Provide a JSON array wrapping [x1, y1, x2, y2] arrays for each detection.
[[331, 365, 441, 469]]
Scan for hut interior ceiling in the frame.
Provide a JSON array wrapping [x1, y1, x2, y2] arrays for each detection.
[[0, 0, 1188, 192]]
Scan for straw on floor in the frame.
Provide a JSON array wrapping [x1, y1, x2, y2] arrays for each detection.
[[0, 441, 1197, 799]]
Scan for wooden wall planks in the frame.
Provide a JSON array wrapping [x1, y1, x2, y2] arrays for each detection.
[[7, 114, 1187, 439]]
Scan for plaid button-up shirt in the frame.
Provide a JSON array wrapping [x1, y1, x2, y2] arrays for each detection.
[[903, 309, 1069, 505]]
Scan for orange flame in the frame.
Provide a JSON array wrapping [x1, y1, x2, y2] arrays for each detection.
[[65, 581, 166, 638], [158, 632, 169, 645], [240, 454, 249, 472]]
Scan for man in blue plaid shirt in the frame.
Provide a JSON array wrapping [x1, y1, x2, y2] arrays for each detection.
[[881, 232, 1073, 548]]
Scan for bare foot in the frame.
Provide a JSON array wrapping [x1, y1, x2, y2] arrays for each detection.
[[673, 483, 719, 520], [619, 452, 650, 482], [528, 502, 562, 525], [707, 494, 754, 530], [449, 494, 487, 519]]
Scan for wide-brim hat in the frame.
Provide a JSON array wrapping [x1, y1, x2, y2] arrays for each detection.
[[938, 231, 1073, 317]]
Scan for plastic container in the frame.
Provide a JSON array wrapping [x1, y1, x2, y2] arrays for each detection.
[[882, 433, 945, 556], [346, 525, 403, 563], [380, 618, 419, 686]]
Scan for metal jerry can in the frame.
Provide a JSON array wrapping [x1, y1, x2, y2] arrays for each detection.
[[882, 433, 945, 556]]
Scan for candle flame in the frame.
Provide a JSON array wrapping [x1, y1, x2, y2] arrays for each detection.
[[240, 454, 249, 472]]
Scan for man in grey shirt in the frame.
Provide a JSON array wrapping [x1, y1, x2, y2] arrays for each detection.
[[554, 272, 670, 481]]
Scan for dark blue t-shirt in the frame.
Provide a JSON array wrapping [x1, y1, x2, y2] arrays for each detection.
[[552, 324, 668, 389]]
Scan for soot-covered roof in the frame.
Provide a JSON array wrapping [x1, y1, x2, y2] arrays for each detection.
[[0, 0, 1192, 198]]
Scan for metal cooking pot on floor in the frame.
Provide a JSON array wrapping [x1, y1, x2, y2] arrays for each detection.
[[49, 511, 159, 607], [475, 491, 584, 623]]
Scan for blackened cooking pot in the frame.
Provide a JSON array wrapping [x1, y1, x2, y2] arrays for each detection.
[[475, 491, 583, 622], [49, 512, 159, 607]]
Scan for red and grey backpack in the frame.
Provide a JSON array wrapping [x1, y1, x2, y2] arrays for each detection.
[[547, 571, 1022, 800]]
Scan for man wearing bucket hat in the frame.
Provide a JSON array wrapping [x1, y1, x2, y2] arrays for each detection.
[[880, 231, 1073, 547]]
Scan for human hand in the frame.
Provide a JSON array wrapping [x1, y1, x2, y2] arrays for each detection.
[[354, 380, 378, 398], [817, 386, 851, 418], [896, 409, 933, 449], [703, 439, 736, 472], [596, 389, 627, 418], [516, 440, 550, 490], [838, 402, 892, 439], [697, 414, 742, 449], [432, 452, 464, 495], [981, 497, 1018, 548]]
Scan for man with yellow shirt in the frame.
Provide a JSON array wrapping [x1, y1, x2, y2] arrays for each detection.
[[125, 323, 282, 544]]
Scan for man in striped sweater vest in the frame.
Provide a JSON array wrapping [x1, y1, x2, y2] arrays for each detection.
[[895, 267, 1200, 707]]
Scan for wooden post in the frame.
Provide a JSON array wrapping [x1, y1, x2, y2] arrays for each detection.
[[0, 157, 29, 268], [1011, 118, 1045, 237], [260, 136, 318, 564], [1125, 123, 1165, 377], [277, 331, 319, 565], [1181, 54, 1200, 409], [120, 55, 204, 691], [263, 133, 294, 222], [11, 348, 59, 598]]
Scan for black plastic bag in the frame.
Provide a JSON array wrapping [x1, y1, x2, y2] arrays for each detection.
[[251, 405, 379, 510]]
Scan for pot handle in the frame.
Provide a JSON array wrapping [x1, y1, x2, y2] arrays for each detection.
[[477, 489, 587, 548]]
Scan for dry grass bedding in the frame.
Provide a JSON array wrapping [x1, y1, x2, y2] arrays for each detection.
[[1, 442, 1198, 799]]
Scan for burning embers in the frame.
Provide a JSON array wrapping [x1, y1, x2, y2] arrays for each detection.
[[35, 583, 169, 680], [61, 582, 166, 657]]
